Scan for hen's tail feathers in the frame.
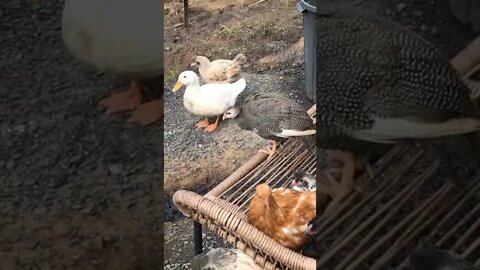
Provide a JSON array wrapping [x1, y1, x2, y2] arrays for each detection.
[[233, 53, 247, 65]]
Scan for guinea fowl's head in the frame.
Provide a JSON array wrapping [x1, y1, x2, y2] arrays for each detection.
[[222, 107, 241, 120], [190, 55, 210, 68], [172, 70, 200, 93], [255, 183, 273, 210], [291, 170, 315, 189]]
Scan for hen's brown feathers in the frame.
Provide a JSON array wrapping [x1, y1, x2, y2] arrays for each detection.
[[192, 53, 247, 83], [248, 184, 316, 250]]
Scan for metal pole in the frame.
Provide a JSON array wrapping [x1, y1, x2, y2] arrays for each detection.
[[194, 221, 202, 255], [184, 0, 189, 28]]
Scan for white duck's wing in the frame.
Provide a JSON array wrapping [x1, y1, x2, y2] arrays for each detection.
[[62, 0, 163, 76], [189, 79, 246, 116]]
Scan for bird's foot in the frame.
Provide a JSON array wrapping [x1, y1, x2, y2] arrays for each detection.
[[204, 116, 220, 132], [325, 150, 351, 164], [99, 81, 143, 114], [259, 140, 278, 159], [128, 98, 163, 126], [319, 152, 356, 214], [195, 118, 210, 129], [355, 156, 375, 180]]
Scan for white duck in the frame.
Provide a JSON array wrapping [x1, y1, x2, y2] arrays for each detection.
[[172, 71, 246, 132], [61, 0, 164, 125]]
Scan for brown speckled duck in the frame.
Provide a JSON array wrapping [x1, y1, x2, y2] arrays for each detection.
[[191, 54, 247, 83], [223, 92, 315, 158]]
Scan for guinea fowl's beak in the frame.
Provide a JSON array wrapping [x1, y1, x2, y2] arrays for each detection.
[[222, 111, 228, 121], [172, 81, 184, 93]]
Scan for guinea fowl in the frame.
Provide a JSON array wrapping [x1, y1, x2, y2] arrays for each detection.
[[291, 170, 317, 192], [315, 4, 480, 207], [247, 183, 316, 251], [408, 247, 477, 270], [191, 54, 247, 83], [191, 248, 262, 270], [223, 92, 316, 158]]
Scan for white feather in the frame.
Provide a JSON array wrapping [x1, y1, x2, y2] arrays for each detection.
[[183, 76, 246, 117], [62, 0, 163, 76], [353, 117, 480, 143], [274, 129, 316, 138]]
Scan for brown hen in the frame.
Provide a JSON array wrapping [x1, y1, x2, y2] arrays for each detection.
[[247, 183, 316, 251]]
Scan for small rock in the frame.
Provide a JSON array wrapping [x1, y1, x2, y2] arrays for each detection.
[[430, 27, 438, 35], [69, 154, 82, 164], [33, 207, 47, 215], [396, 3, 407, 12], [413, 10, 423, 17], [107, 164, 122, 175], [28, 120, 37, 131], [6, 160, 15, 170], [420, 24, 427, 31], [53, 221, 71, 238], [24, 239, 39, 250], [83, 236, 103, 251]]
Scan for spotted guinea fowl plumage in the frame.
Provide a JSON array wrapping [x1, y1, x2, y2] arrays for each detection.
[[223, 92, 315, 157], [240, 92, 314, 137], [315, 4, 480, 193]]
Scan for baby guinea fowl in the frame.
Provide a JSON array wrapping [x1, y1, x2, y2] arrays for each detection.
[[191, 54, 247, 83], [291, 170, 317, 192], [408, 247, 478, 270], [191, 248, 262, 270], [315, 4, 480, 205], [223, 92, 316, 158]]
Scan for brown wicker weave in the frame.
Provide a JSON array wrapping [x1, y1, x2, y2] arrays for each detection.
[[173, 37, 480, 270]]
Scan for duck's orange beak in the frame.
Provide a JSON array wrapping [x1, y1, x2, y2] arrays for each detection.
[[172, 81, 184, 93]]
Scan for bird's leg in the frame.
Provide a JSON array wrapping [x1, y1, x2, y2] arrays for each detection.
[[195, 118, 210, 129], [356, 155, 375, 180], [318, 151, 357, 214], [99, 80, 143, 114], [259, 140, 278, 159], [128, 97, 164, 126], [204, 116, 220, 132]]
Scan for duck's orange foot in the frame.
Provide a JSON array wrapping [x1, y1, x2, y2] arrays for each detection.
[[99, 81, 143, 114], [204, 116, 220, 132], [128, 97, 164, 126], [195, 118, 210, 129]]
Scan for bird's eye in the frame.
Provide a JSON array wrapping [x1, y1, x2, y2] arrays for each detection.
[[196, 61, 200, 65], [183, 75, 187, 78]]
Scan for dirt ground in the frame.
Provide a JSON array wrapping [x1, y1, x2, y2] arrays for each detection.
[[1, 1, 163, 269], [163, 0, 477, 268]]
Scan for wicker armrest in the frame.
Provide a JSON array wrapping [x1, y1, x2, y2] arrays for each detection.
[[173, 190, 316, 270]]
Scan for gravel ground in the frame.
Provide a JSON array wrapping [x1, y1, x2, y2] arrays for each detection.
[[163, 0, 477, 269], [1, 1, 163, 269]]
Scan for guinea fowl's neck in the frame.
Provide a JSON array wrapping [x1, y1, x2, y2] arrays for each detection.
[[236, 110, 251, 130]]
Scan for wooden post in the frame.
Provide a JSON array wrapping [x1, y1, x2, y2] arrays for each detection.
[[184, 0, 189, 28]]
